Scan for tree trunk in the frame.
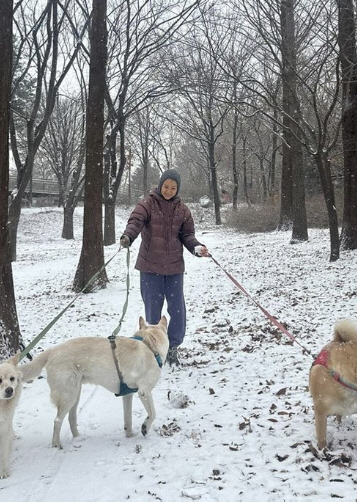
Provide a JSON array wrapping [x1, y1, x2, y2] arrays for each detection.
[[278, 127, 293, 230], [61, 152, 85, 240], [103, 119, 126, 246], [73, 0, 108, 292], [279, 0, 307, 241], [142, 142, 149, 195], [290, 129, 308, 243], [62, 205, 75, 240], [104, 196, 117, 246], [242, 136, 251, 207], [208, 135, 221, 225], [337, 0, 357, 249], [8, 150, 35, 261], [315, 154, 340, 261], [0, 0, 22, 358], [103, 129, 120, 246], [8, 195, 22, 262], [259, 160, 268, 202], [269, 108, 279, 197], [231, 106, 239, 211]]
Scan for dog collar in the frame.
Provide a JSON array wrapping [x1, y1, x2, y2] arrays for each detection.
[[131, 336, 163, 368]]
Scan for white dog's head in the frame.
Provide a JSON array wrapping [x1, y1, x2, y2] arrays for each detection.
[[0, 355, 22, 401]]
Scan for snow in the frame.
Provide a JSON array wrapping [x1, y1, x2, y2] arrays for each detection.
[[1, 204, 357, 501]]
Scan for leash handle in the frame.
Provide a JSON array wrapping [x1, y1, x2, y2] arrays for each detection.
[[209, 254, 313, 358]]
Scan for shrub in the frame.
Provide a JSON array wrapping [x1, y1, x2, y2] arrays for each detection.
[[223, 193, 343, 233], [223, 204, 279, 233]]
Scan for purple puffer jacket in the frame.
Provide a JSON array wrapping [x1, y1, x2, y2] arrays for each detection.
[[123, 190, 203, 275]]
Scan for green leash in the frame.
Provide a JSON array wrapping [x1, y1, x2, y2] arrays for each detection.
[[19, 247, 129, 362], [110, 246, 130, 336]]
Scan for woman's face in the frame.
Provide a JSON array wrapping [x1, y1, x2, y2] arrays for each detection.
[[161, 179, 178, 200]]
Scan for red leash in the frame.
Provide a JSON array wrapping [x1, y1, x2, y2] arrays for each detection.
[[209, 254, 313, 358]]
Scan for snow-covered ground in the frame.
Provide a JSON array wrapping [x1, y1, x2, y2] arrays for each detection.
[[1, 204, 357, 501]]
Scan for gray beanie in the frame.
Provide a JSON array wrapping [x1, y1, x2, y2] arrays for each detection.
[[158, 169, 181, 195]]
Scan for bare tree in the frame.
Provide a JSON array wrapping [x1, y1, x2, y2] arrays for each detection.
[[73, 0, 108, 292], [229, 80, 241, 211], [103, 0, 200, 245], [61, 54, 89, 239], [175, 135, 211, 199], [0, 0, 22, 358], [237, 0, 307, 238], [161, 7, 234, 224], [215, 31, 257, 211], [337, 0, 357, 250], [134, 107, 152, 194], [227, 0, 341, 258], [9, 0, 89, 260], [61, 120, 86, 239], [38, 86, 87, 240], [280, 0, 308, 241], [148, 107, 177, 173], [40, 94, 84, 207], [130, 103, 176, 194], [293, 1, 341, 259]]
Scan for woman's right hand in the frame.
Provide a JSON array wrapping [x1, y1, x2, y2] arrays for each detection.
[[120, 235, 131, 248]]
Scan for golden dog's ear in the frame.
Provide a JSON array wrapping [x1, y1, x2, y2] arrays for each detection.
[[139, 316, 147, 329], [160, 316, 168, 328]]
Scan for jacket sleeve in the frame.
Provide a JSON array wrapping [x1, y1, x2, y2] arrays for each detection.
[[122, 199, 150, 244], [179, 205, 203, 254]]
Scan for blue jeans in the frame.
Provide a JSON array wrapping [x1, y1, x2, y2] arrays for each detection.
[[140, 272, 186, 348]]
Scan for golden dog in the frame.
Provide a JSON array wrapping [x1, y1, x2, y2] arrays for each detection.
[[309, 318, 357, 449]]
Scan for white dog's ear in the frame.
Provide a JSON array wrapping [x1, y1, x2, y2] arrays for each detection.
[[160, 316, 168, 328], [139, 316, 146, 329], [7, 353, 20, 366]]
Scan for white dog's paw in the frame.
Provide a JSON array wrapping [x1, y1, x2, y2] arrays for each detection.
[[52, 439, 63, 449], [0, 471, 10, 479]]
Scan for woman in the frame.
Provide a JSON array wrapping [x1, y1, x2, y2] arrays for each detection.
[[120, 169, 209, 366]]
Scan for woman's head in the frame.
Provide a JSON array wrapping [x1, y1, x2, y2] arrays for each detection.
[[158, 169, 181, 200]]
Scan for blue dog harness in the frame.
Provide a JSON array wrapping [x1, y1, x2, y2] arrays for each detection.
[[108, 335, 163, 397]]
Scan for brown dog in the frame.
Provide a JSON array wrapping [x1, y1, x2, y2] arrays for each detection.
[[309, 318, 357, 449]]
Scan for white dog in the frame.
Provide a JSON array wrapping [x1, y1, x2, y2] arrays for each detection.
[[0, 355, 22, 478], [21, 316, 168, 449]]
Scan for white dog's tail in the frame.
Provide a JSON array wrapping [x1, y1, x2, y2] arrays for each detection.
[[333, 318, 357, 342], [20, 350, 51, 382]]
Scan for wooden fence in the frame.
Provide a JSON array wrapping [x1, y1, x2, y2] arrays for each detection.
[[9, 176, 59, 196]]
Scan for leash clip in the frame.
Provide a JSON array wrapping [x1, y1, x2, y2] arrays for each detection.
[[108, 334, 117, 347]]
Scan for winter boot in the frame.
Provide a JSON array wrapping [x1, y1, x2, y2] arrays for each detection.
[[166, 346, 180, 366]]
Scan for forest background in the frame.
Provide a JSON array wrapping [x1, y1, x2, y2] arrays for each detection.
[[1, 0, 357, 356]]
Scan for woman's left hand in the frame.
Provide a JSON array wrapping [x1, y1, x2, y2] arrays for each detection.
[[194, 245, 209, 257]]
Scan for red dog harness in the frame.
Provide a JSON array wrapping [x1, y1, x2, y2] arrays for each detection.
[[313, 349, 329, 367], [313, 349, 357, 391]]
